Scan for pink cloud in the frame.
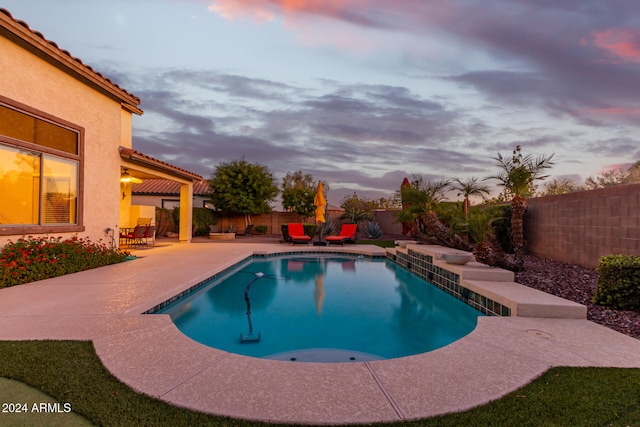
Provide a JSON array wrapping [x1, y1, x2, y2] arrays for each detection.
[[602, 162, 633, 173], [591, 28, 640, 63], [208, 0, 361, 22], [583, 106, 640, 116]]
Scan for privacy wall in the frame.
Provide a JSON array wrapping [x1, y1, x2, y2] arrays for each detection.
[[524, 184, 640, 268]]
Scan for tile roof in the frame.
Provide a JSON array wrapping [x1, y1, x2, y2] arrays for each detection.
[[119, 146, 203, 181], [0, 8, 142, 115], [132, 179, 211, 196]]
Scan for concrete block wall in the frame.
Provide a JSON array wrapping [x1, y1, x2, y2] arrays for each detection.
[[524, 183, 640, 268]]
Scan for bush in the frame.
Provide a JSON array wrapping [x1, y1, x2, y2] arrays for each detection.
[[592, 254, 640, 310], [0, 236, 129, 288], [254, 225, 268, 235], [281, 223, 318, 242], [492, 204, 513, 253], [173, 207, 217, 236]]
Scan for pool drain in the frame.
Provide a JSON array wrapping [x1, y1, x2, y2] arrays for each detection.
[[526, 329, 552, 339]]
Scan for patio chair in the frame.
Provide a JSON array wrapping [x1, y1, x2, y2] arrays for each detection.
[[287, 223, 311, 245], [141, 225, 155, 246], [236, 224, 254, 238], [137, 217, 152, 226], [326, 223, 358, 246], [120, 225, 146, 246]]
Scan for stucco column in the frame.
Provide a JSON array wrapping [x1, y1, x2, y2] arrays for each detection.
[[179, 182, 193, 243]]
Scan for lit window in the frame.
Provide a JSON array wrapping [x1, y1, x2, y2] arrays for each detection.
[[0, 100, 82, 233]]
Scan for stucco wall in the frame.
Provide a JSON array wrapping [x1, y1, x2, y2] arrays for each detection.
[[524, 184, 640, 268], [0, 36, 129, 247]]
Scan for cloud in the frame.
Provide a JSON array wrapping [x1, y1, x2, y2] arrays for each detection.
[[590, 28, 640, 63], [208, 0, 361, 22], [91, 0, 640, 203]]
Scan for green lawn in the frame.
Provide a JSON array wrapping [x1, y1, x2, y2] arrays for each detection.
[[1, 341, 639, 426], [357, 239, 397, 248]]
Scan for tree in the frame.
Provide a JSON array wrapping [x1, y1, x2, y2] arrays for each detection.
[[397, 177, 471, 250], [338, 192, 379, 224], [209, 158, 279, 227], [281, 171, 316, 221], [451, 177, 492, 220], [584, 161, 640, 190], [486, 145, 555, 266], [538, 177, 581, 196], [340, 192, 380, 213]]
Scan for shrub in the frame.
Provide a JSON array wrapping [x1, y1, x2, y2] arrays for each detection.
[[491, 204, 513, 253], [592, 254, 640, 310], [173, 207, 217, 236], [254, 225, 268, 235], [0, 236, 129, 288], [317, 220, 336, 238], [364, 221, 383, 239], [155, 207, 174, 236]]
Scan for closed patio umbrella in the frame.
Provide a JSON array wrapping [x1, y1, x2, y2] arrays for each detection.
[[314, 181, 326, 224]]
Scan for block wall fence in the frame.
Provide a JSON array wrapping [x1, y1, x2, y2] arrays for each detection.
[[209, 183, 639, 269], [524, 183, 640, 268], [212, 209, 404, 238]]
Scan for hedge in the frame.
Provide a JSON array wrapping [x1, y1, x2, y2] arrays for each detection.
[[592, 254, 640, 310]]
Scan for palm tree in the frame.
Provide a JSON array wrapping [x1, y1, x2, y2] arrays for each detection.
[[485, 145, 555, 265], [451, 177, 492, 220], [338, 208, 374, 225], [465, 207, 522, 271], [397, 177, 449, 227], [398, 177, 472, 251], [465, 208, 498, 267]]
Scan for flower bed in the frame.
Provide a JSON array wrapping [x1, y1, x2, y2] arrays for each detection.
[[1, 236, 129, 288]]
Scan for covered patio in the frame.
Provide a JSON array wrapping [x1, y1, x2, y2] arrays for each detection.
[[118, 146, 203, 245]]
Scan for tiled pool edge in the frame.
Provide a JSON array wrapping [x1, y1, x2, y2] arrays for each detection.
[[389, 246, 510, 316], [387, 244, 587, 319], [144, 249, 387, 314]]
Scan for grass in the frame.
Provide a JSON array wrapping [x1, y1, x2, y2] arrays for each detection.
[[1, 341, 639, 426], [357, 239, 397, 248]]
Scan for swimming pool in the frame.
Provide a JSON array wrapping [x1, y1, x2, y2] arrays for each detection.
[[158, 254, 482, 362]]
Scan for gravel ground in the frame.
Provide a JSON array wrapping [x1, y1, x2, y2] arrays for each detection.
[[515, 255, 640, 340]]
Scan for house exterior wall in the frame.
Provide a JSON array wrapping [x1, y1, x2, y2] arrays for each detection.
[[0, 34, 130, 247], [524, 184, 640, 268]]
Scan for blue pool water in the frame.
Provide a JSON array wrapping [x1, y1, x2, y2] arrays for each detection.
[[158, 254, 482, 362]]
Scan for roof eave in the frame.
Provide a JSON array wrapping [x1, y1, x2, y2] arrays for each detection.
[[119, 146, 203, 182], [0, 8, 143, 115]]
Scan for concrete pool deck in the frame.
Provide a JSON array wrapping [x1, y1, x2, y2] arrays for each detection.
[[1, 239, 640, 425]]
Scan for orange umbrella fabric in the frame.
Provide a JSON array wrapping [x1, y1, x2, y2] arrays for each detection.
[[314, 181, 326, 223]]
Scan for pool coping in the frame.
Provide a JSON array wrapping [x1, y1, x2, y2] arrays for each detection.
[[1, 241, 640, 425]]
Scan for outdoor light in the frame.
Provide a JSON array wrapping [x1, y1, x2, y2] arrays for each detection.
[[120, 168, 142, 184]]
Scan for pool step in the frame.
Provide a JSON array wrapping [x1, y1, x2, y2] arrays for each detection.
[[264, 348, 385, 363], [464, 280, 587, 319]]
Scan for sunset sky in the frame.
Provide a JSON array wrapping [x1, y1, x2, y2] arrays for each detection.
[[4, 0, 640, 204]]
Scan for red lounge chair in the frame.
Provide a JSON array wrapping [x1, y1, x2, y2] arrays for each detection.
[[287, 223, 311, 245], [326, 223, 358, 246]]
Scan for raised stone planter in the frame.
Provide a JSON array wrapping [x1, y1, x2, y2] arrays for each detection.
[[209, 232, 236, 240]]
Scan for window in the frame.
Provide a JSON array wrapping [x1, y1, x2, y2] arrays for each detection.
[[0, 98, 83, 234]]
